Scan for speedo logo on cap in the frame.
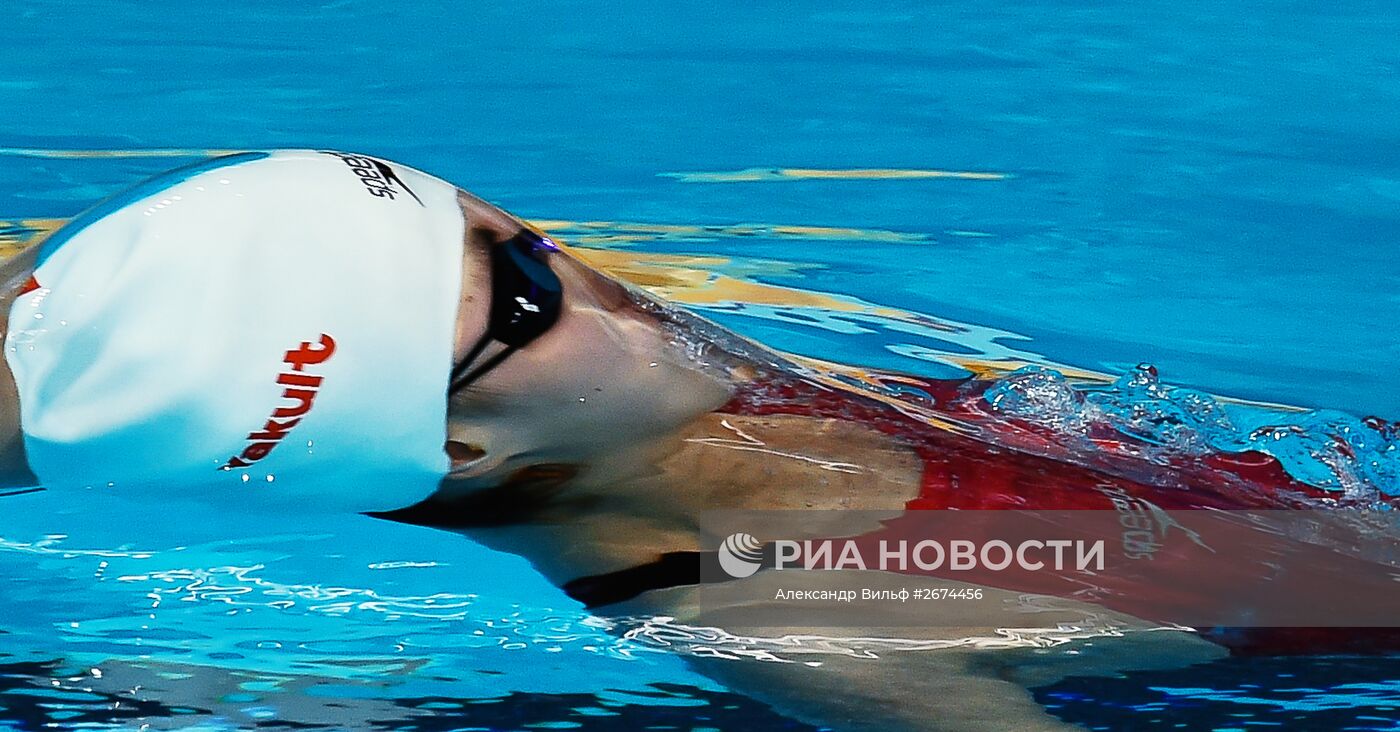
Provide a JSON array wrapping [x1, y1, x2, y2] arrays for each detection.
[[221, 334, 336, 472], [322, 151, 423, 205]]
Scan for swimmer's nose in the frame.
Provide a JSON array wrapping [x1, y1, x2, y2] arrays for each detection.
[[444, 439, 487, 473]]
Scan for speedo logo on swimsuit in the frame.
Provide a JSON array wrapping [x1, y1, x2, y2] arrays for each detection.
[[1096, 485, 1210, 560], [220, 334, 337, 472], [323, 152, 423, 205]]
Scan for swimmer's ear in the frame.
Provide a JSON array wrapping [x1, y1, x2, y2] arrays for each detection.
[[444, 440, 487, 474]]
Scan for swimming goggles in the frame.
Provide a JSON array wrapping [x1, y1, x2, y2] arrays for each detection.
[[449, 230, 563, 391]]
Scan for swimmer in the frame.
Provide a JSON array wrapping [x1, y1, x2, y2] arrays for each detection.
[[1, 151, 1395, 731]]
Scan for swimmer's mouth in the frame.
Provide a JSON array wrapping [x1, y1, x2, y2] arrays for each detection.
[[449, 230, 563, 390]]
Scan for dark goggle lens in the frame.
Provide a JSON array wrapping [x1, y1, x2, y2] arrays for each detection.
[[490, 233, 563, 346], [450, 230, 564, 391]]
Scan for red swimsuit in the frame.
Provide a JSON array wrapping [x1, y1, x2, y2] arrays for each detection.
[[722, 372, 1400, 655]]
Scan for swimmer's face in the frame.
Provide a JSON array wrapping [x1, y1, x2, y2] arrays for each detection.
[[441, 193, 730, 492]]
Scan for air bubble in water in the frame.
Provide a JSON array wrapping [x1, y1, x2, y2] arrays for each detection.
[[980, 363, 1399, 501]]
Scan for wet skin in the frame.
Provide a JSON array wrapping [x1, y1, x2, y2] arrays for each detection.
[[384, 195, 1242, 731], [398, 194, 1400, 732]]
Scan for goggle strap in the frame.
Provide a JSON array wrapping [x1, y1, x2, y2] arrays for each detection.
[[450, 331, 495, 387], [450, 343, 520, 392]]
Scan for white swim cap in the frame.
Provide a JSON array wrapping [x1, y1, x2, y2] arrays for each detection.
[[5, 150, 466, 511]]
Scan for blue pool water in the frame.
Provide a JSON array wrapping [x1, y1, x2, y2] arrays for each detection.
[[2, 1, 1398, 729]]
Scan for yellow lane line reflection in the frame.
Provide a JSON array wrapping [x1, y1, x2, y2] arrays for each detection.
[[533, 219, 934, 246]]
